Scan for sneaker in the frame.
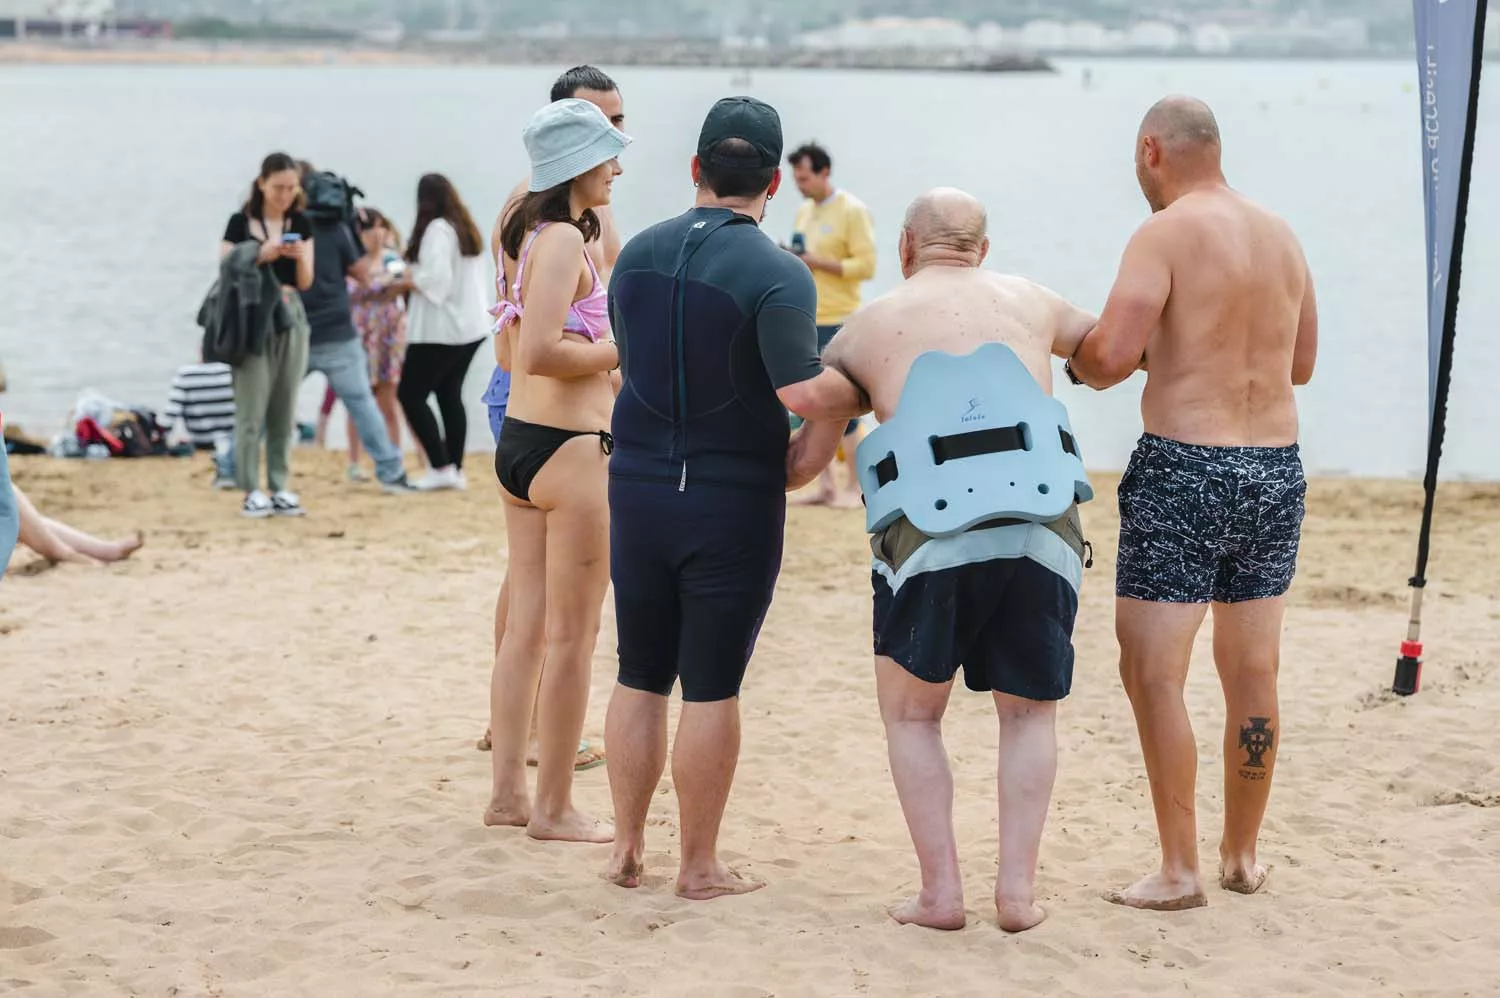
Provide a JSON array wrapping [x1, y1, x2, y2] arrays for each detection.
[[347, 464, 371, 483], [241, 490, 274, 519], [212, 474, 237, 491], [412, 465, 463, 492], [270, 491, 306, 517], [379, 473, 418, 495]]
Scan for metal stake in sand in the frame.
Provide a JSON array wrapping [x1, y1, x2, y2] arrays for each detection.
[[1394, 0, 1488, 696]]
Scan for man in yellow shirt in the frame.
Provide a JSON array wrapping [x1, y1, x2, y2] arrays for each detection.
[[787, 142, 877, 507]]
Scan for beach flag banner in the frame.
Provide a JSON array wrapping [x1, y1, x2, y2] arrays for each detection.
[[1394, 0, 1488, 696]]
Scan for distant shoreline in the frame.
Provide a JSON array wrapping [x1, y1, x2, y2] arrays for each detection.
[[0, 39, 1433, 70], [0, 39, 1054, 72]]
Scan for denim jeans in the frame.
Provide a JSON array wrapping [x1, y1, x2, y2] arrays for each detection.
[[0, 445, 19, 581], [306, 337, 404, 484]]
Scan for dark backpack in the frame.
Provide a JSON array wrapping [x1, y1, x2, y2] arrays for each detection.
[[303, 171, 364, 228]]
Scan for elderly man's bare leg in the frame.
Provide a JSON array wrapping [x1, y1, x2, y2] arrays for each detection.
[[1106, 598, 1210, 912], [876, 656, 966, 930], [1213, 598, 1283, 895], [993, 692, 1056, 932]]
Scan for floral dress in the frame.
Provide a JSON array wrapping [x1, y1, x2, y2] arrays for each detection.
[[347, 255, 407, 386]]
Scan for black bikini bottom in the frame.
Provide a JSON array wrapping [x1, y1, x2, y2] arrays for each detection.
[[494, 416, 612, 502]]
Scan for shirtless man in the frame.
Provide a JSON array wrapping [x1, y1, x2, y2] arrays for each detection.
[[476, 65, 625, 767], [1067, 96, 1317, 911], [822, 188, 1097, 932]]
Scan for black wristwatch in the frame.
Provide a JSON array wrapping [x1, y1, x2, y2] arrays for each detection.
[[1064, 358, 1085, 387]]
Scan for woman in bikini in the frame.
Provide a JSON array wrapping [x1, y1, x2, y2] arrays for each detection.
[[484, 99, 629, 842]]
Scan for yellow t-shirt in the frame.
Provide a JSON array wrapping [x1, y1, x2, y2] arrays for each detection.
[[793, 190, 877, 327]]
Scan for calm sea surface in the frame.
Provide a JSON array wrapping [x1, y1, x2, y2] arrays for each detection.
[[0, 58, 1495, 478]]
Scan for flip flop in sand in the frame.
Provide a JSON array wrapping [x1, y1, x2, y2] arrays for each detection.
[[474, 730, 606, 771]]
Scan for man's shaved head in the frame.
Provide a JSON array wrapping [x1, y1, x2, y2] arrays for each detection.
[[903, 187, 987, 253], [1139, 95, 1222, 153], [1135, 96, 1225, 213]]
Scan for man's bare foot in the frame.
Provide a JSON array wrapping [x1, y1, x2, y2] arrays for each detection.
[[890, 889, 966, 930], [790, 489, 834, 507], [1103, 871, 1207, 912], [1220, 863, 1270, 895], [996, 898, 1047, 933], [527, 809, 613, 844], [604, 846, 645, 888], [482, 791, 531, 828], [830, 491, 863, 510], [676, 863, 765, 901]]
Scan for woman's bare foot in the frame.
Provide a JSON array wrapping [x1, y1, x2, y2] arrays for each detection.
[[890, 889, 966, 930], [604, 846, 645, 888], [1220, 863, 1270, 895], [527, 809, 613, 844], [996, 898, 1047, 933], [1102, 871, 1207, 912], [475, 728, 491, 752], [108, 531, 145, 562], [676, 863, 765, 901], [482, 791, 531, 828]]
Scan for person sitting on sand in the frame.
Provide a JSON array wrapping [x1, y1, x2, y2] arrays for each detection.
[[0, 411, 17, 579], [1069, 97, 1317, 911], [5, 480, 144, 571], [820, 188, 1097, 932]]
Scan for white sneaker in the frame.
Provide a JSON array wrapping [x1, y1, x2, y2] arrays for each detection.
[[270, 491, 306, 517], [412, 466, 463, 491], [241, 490, 273, 518]]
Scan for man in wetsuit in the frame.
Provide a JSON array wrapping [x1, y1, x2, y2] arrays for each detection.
[[821, 188, 1097, 932], [1068, 96, 1318, 912], [602, 97, 864, 900]]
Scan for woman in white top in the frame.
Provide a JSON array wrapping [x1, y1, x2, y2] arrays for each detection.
[[391, 173, 490, 491]]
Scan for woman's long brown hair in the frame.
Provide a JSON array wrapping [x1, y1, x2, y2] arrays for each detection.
[[498, 180, 599, 264], [406, 173, 484, 262]]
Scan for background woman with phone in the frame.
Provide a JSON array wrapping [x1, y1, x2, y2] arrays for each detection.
[[218, 152, 315, 518]]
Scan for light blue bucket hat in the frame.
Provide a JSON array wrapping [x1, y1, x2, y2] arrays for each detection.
[[525, 98, 632, 193]]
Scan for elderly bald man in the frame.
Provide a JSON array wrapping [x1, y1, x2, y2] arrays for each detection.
[[822, 187, 1098, 932], [1067, 96, 1318, 912]]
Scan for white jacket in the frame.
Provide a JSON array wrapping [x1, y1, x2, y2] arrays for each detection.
[[406, 218, 490, 346]]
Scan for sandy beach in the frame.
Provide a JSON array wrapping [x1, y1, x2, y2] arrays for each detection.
[[1, 449, 1497, 996]]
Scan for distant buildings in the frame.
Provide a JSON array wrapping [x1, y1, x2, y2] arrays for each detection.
[[794, 13, 1387, 57]]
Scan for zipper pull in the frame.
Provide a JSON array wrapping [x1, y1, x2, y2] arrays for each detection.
[[678, 461, 687, 493]]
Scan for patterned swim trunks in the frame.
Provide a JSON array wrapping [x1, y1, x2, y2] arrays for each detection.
[[1116, 433, 1306, 604]]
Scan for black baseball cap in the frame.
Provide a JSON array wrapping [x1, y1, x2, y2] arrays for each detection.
[[697, 97, 783, 169]]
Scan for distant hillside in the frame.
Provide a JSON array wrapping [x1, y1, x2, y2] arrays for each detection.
[[118, 0, 1417, 37]]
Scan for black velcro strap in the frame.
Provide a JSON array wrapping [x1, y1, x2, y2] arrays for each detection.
[[1059, 428, 1077, 457], [874, 452, 899, 487], [929, 426, 1026, 466]]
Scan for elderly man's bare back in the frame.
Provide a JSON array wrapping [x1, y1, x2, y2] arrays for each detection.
[[825, 268, 1094, 420], [824, 187, 1098, 936]]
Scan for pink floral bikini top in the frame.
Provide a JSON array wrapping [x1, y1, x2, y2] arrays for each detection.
[[488, 222, 611, 342]]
